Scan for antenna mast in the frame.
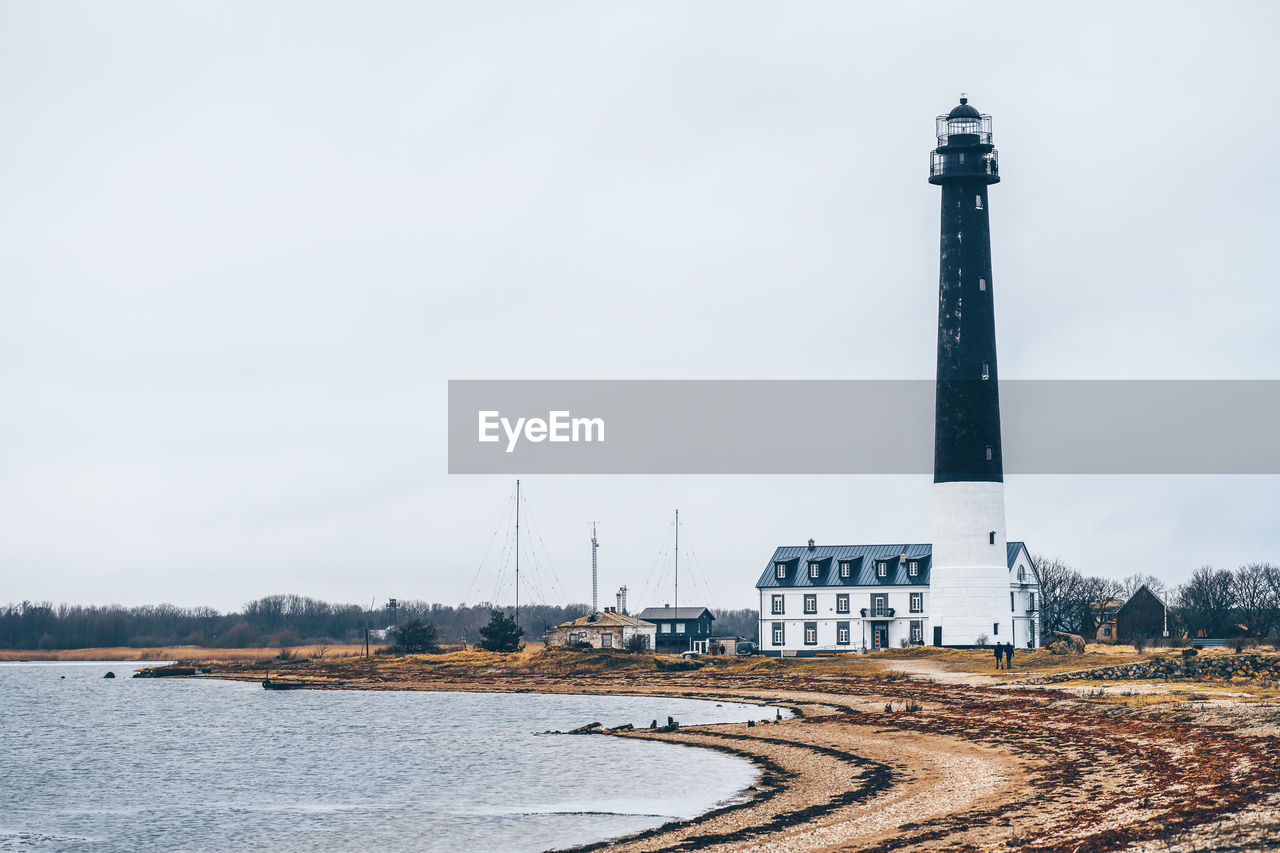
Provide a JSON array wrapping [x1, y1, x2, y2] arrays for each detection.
[[515, 479, 520, 631], [674, 508, 679, 638], [591, 522, 599, 613]]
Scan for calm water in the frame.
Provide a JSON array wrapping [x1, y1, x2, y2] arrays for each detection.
[[0, 662, 781, 852]]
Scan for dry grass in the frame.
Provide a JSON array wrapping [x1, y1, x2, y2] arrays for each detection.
[[0, 644, 367, 662]]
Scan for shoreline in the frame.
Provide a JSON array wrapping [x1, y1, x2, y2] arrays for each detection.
[[21, 648, 1280, 851]]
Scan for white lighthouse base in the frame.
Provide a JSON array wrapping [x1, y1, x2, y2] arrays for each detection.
[[930, 480, 1009, 646]]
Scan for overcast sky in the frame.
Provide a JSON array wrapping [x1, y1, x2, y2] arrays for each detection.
[[2, 1, 1277, 613]]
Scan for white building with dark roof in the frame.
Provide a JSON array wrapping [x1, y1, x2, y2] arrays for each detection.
[[755, 540, 1039, 655]]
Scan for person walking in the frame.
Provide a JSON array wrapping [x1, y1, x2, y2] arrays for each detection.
[[993, 642, 1003, 669], [1004, 641, 1015, 670]]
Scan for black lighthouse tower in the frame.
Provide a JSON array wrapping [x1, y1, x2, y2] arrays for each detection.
[[927, 98, 1009, 646], [930, 97, 1002, 482]]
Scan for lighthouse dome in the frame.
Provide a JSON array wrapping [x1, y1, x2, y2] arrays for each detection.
[[947, 98, 982, 119]]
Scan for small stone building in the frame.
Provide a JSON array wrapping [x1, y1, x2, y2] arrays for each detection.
[[545, 608, 656, 650], [1115, 585, 1167, 642]]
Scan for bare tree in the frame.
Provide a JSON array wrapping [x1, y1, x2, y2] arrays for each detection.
[[1174, 566, 1237, 638], [1075, 575, 1124, 637], [1120, 573, 1168, 600], [1233, 563, 1279, 639], [1033, 555, 1083, 636]]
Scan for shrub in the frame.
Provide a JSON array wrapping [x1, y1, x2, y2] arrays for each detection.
[[974, 633, 989, 648], [220, 621, 259, 648], [624, 634, 650, 653], [389, 620, 440, 654], [478, 610, 524, 653], [269, 630, 301, 648], [1132, 635, 1148, 653], [568, 640, 593, 651]]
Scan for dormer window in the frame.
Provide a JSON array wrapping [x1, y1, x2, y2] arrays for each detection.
[[809, 562, 821, 579], [877, 561, 888, 578], [839, 561, 851, 579], [775, 563, 786, 580], [908, 561, 919, 577], [1017, 566, 1026, 582]]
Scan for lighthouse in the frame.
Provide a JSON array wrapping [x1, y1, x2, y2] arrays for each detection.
[[928, 97, 1009, 647]]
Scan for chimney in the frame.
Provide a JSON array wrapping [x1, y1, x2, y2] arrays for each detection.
[[808, 538, 816, 550]]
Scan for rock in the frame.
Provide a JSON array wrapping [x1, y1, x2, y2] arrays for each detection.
[[570, 722, 603, 734], [747, 720, 755, 727], [103, 672, 115, 679], [1047, 641, 1070, 655], [1050, 632, 1086, 654]]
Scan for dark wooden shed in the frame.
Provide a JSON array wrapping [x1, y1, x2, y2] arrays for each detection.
[[1115, 585, 1166, 642]]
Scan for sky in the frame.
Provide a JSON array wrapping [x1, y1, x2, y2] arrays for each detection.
[[1, 1, 1277, 613]]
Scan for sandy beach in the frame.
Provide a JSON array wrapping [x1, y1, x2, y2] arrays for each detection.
[[101, 646, 1279, 852]]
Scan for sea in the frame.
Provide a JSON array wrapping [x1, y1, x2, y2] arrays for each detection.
[[0, 661, 781, 852]]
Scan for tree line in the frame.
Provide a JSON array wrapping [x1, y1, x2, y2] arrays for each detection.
[[0, 595, 762, 651], [1035, 556, 1280, 641]]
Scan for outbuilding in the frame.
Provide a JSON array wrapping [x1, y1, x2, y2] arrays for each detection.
[[545, 607, 655, 650]]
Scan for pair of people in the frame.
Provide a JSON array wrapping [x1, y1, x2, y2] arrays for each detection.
[[993, 641, 1015, 669]]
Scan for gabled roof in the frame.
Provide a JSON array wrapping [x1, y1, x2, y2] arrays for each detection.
[[557, 610, 654, 629], [757, 541, 1031, 589], [635, 606, 713, 622], [1117, 585, 1166, 615]]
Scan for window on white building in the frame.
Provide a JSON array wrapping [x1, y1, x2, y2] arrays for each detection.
[[1029, 593, 1036, 611], [910, 620, 923, 643], [910, 593, 922, 613], [840, 561, 851, 578], [775, 563, 786, 579], [877, 562, 888, 578], [772, 622, 784, 645], [837, 623, 850, 645], [836, 594, 849, 614], [803, 594, 817, 614], [772, 595, 785, 615], [804, 622, 817, 645], [908, 561, 919, 577], [809, 562, 820, 579], [872, 594, 888, 617], [601, 633, 612, 647]]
